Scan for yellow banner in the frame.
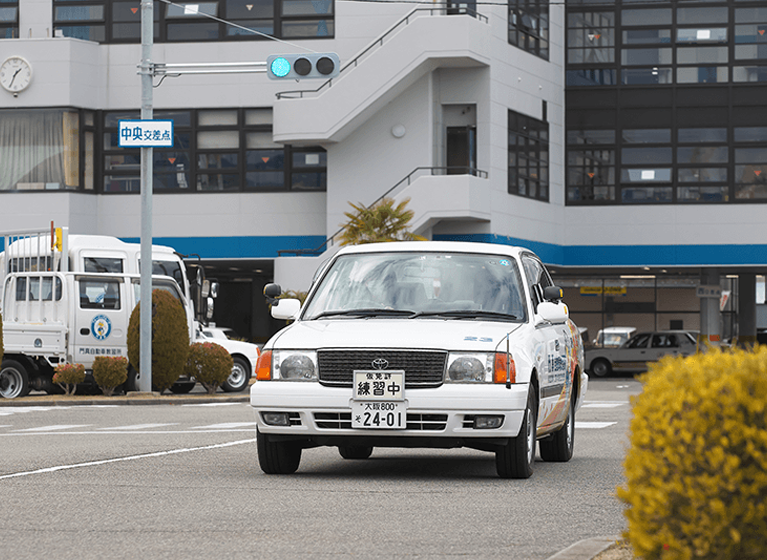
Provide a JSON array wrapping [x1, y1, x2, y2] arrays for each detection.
[[580, 286, 627, 296]]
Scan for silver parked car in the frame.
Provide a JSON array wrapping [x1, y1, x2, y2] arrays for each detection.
[[585, 330, 698, 377]]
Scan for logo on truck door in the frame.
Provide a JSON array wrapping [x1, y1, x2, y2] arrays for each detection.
[[91, 315, 112, 341]]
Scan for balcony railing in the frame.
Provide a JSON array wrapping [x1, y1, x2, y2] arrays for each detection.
[[275, 5, 488, 100], [277, 166, 488, 256]]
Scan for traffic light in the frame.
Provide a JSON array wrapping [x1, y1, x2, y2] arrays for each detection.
[[266, 53, 341, 80]]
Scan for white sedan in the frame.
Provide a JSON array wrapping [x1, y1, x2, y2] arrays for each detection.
[[197, 326, 260, 392], [250, 241, 588, 479]]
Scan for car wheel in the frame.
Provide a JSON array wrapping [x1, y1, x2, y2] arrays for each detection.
[[0, 359, 31, 399], [496, 388, 537, 479], [123, 365, 140, 392], [338, 446, 373, 459], [257, 428, 302, 474], [590, 358, 612, 378], [539, 383, 575, 462], [222, 356, 250, 392]]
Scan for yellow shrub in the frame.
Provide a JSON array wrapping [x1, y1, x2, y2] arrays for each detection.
[[618, 346, 767, 560]]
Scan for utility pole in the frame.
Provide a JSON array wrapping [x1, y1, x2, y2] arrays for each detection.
[[138, 0, 153, 392]]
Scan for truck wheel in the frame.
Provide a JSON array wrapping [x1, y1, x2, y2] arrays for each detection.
[[590, 358, 611, 378], [496, 388, 536, 479], [222, 356, 250, 392], [0, 360, 31, 399], [339, 446, 373, 459], [539, 386, 575, 462], [257, 428, 302, 474]]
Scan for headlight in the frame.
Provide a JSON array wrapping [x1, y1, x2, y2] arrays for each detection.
[[274, 350, 318, 380], [447, 353, 493, 382]]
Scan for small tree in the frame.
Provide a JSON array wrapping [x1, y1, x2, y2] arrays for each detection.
[[52, 363, 86, 396], [185, 342, 233, 394], [338, 197, 426, 246], [127, 289, 190, 393], [92, 356, 129, 396]]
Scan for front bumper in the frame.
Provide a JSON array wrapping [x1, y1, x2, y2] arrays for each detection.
[[250, 381, 530, 445]]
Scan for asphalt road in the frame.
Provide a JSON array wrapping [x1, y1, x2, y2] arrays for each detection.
[[0, 379, 641, 560]]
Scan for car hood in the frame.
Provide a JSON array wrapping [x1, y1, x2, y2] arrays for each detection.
[[269, 318, 527, 352]]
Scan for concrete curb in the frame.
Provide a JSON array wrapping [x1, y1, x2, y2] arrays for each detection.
[[0, 393, 250, 407], [546, 536, 621, 560]]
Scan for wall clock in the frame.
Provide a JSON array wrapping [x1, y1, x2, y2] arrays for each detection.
[[1, 56, 33, 93]]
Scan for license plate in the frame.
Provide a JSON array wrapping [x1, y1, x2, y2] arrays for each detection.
[[352, 370, 405, 400], [352, 370, 406, 429], [352, 401, 407, 429]]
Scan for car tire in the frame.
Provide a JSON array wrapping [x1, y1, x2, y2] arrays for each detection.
[[124, 365, 140, 392], [539, 383, 575, 462], [590, 358, 612, 378], [257, 428, 302, 474], [338, 446, 373, 460], [222, 356, 250, 392], [496, 388, 537, 479], [0, 359, 31, 399]]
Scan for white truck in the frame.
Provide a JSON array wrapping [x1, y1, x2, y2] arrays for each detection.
[[251, 241, 587, 479], [0, 227, 256, 398]]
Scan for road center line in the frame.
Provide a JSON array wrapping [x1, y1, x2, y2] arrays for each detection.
[[0, 438, 257, 481]]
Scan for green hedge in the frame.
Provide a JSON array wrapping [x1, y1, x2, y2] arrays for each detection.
[[619, 346, 767, 559]]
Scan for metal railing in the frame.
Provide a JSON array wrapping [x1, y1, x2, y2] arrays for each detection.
[[275, 5, 488, 100], [277, 166, 488, 256]]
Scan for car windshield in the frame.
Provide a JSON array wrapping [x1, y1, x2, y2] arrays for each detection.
[[302, 251, 527, 322]]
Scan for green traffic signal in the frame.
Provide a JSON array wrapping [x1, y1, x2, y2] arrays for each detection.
[[266, 53, 340, 80]]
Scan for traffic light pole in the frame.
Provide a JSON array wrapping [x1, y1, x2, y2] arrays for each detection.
[[138, 0, 153, 392], [134, 15, 336, 392]]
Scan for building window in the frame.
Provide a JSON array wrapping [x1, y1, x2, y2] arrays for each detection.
[[0, 108, 90, 192], [101, 108, 326, 193], [734, 127, 767, 200], [735, 7, 767, 61], [509, 0, 549, 60], [567, 129, 616, 203], [0, 0, 18, 38], [53, 0, 334, 43], [508, 110, 549, 201], [568, 11, 615, 65]]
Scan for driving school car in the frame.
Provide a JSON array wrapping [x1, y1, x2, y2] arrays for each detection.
[[250, 241, 588, 479]]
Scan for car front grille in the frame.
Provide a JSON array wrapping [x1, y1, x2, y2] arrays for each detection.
[[313, 412, 447, 431], [317, 349, 447, 388]]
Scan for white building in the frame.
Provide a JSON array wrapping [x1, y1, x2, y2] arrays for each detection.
[[1, 0, 763, 344]]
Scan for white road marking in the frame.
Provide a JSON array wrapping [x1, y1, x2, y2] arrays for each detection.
[[0, 438, 258, 480], [97, 423, 179, 431], [182, 402, 243, 407], [576, 421, 617, 429], [15, 424, 91, 432], [582, 403, 624, 409], [189, 422, 258, 430]]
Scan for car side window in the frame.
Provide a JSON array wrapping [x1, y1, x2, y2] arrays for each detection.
[[521, 255, 553, 310], [626, 334, 651, 348], [652, 334, 678, 348]]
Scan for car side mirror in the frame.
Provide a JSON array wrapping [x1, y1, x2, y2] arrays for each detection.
[[271, 298, 300, 320], [537, 301, 569, 324], [543, 285, 564, 301], [264, 283, 282, 305]]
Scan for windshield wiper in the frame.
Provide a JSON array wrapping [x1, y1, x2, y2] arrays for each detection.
[[409, 310, 519, 321], [310, 308, 415, 320]]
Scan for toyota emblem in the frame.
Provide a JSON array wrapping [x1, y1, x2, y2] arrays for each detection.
[[371, 358, 389, 370]]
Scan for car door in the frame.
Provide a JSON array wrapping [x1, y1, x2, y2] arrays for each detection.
[[612, 332, 652, 371], [73, 275, 129, 368], [521, 254, 570, 430]]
